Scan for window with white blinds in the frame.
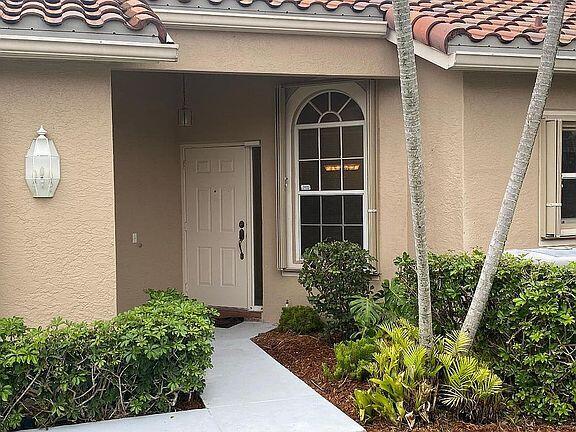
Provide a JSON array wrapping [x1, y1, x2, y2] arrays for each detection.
[[540, 116, 576, 238]]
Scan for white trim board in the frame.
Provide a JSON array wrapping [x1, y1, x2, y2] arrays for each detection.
[[154, 7, 387, 38], [447, 50, 576, 73], [0, 34, 178, 62], [386, 29, 576, 73]]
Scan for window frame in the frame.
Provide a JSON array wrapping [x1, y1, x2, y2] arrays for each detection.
[[295, 118, 368, 259], [540, 111, 576, 240], [276, 81, 378, 272]]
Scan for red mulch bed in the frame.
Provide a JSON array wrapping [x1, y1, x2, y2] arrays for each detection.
[[252, 329, 576, 432]]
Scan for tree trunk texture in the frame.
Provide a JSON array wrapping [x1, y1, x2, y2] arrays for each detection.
[[461, 0, 567, 343], [391, 0, 433, 347]]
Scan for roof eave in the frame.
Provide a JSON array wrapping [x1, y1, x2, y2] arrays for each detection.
[[386, 29, 456, 69], [153, 7, 387, 38], [449, 48, 576, 73], [0, 34, 178, 63], [387, 29, 576, 73]]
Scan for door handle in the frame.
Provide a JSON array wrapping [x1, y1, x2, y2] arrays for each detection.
[[238, 220, 245, 260]]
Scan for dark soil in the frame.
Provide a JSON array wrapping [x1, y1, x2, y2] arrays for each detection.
[[175, 392, 205, 410], [252, 329, 576, 432]]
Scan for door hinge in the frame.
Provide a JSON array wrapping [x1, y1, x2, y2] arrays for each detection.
[[546, 202, 562, 207]]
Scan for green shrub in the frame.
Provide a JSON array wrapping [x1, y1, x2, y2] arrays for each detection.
[[354, 321, 503, 428], [0, 289, 216, 431], [393, 250, 576, 422], [349, 295, 385, 338], [299, 241, 376, 338], [277, 306, 324, 334], [323, 337, 377, 381], [349, 282, 417, 339]]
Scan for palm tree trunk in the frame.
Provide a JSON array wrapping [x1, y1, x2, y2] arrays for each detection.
[[461, 0, 567, 343], [391, 0, 433, 347]]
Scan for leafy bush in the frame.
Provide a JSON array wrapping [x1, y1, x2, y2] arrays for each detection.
[[349, 295, 385, 338], [394, 250, 576, 422], [377, 277, 419, 325], [277, 306, 324, 334], [354, 321, 503, 428], [323, 337, 377, 381], [299, 241, 376, 338], [0, 290, 216, 431]]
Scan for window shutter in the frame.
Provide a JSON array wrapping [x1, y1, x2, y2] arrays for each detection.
[[542, 119, 562, 238]]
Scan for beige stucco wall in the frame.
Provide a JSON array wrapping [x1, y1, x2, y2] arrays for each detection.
[[377, 59, 466, 279], [462, 71, 576, 251], [139, 30, 399, 78], [3, 28, 575, 327], [112, 72, 183, 311], [378, 66, 576, 280], [112, 30, 403, 319], [116, 64, 570, 323], [112, 63, 471, 322], [376, 78, 409, 277], [0, 60, 117, 326]]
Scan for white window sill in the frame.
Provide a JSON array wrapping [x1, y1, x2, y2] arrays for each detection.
[[539, 236, 576, 247], [281, 268, 301, 277]]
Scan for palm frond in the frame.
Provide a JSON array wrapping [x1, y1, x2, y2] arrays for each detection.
[[443, 331, 471, 356]]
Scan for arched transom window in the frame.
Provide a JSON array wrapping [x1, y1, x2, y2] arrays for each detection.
[[297, 91, 364, 125], [295, 90, 367, 257]]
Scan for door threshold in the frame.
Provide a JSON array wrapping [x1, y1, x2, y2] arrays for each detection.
[[213, 306, 262, 321]]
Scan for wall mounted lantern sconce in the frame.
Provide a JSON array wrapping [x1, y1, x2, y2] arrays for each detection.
[[178, 74, 192, 127], [25, 126, 60, 198]]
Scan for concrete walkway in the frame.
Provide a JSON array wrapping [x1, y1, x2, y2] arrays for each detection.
[[202, 321, 364, 432], [34, 322, 364, 432]]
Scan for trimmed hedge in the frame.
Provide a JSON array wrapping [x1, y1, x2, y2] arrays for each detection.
[[391, 251, 576, 422], [0, 290, 216, 431]]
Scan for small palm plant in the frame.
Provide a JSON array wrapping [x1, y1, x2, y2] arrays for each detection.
[[354, 320, 503, 428], [440, 354, 503, 421], [437, 331, 503, 421]]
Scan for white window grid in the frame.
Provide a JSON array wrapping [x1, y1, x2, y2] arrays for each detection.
[[294, 119, 368, 259]]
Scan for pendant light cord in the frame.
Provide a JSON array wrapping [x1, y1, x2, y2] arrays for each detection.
[[182, 74, 187, 108]]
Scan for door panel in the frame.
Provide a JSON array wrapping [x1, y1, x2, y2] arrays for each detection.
[[183, 146, 248, 308]]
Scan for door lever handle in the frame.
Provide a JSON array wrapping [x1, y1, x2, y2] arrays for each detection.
[[238, 220, 245, 260]]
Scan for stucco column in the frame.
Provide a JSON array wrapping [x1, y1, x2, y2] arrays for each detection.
[[0, 60, 117, 326]]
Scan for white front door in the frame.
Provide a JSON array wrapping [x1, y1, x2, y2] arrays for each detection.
[[183, 146, 249, 308]]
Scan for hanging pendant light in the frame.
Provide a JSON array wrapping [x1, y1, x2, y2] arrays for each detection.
[[178, 74, 192, 127]]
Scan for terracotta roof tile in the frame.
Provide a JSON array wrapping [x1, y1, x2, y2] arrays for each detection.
[[0, 0, 168, 42], [378, 0, 576, 52], [3, 0, 576, 52], [259, 0, 575, 53]]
